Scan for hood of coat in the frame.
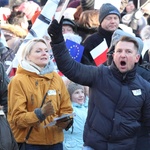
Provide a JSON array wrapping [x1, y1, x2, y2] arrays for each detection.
[[19, 59, 55, 75], [1, 24, 28, 39]]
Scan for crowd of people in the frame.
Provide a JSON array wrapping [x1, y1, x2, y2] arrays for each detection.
[[1, 0, 150, 150]]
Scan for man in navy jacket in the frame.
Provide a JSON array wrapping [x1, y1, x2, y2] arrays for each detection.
[[47, 17, 150, 150]]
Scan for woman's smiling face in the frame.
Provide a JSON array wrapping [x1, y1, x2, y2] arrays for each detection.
[[27, 42, 50, 68]]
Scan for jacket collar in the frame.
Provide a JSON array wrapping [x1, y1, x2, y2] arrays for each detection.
[[98, 26, 114, 37], [110, 61, 137, 83]]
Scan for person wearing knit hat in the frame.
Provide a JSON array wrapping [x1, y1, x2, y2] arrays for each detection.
[[67, 82, 85, 104], [63, 81, 88, 150], [80, 0, 94, 11], [80, 3, 121, 66], [99, 3, 121, 24], [62, 18, 77, 34]]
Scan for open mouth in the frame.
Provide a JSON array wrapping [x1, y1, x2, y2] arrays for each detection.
[[120, 61, 126, 66]]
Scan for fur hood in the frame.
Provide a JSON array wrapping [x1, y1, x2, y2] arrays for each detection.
[[1, 24, 28, 39]]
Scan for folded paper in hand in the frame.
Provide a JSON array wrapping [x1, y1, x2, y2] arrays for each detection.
[[0, 110, 5, 116], [44, 113, 75, 128]]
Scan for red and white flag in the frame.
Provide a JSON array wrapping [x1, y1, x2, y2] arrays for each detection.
[[90, 39, 108, 66]]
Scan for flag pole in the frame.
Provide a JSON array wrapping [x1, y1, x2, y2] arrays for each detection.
[[56, 0, 70, 23], [137, 0, 140, 9], [140, 0, 150, 9]]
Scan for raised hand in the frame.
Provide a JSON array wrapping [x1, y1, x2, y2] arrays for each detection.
[[47, 16, 64, 44]]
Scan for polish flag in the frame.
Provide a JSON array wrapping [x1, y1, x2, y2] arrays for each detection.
[[90, 39, 108, 66]]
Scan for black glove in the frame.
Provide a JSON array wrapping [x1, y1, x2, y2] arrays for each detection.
[[56, 117, 73, 131], [47, 16, 64, 44]]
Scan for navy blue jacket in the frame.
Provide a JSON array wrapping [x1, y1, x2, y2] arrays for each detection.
[[52, 41, 150, 150]]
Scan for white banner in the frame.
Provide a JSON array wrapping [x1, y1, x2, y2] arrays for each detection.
[[8, 0, 61, 72]]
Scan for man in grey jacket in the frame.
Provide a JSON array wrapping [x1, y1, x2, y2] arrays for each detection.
[[47, 17, 150, 150]]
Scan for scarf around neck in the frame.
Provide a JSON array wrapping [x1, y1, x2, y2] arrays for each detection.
[[20, 60, 55, 75]]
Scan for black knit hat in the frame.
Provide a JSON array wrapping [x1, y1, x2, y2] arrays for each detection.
[[80, 0, 94, 11], [99, 3, 121, 24]]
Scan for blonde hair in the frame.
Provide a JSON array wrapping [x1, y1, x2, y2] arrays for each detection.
[[21, 38, 47, 61]]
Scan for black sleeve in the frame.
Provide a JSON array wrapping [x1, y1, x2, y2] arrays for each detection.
[[142, 50, 149, 63], [0, 63, 10, 115]]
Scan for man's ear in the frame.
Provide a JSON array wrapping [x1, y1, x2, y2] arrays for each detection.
[[135, 54, 140, 63]]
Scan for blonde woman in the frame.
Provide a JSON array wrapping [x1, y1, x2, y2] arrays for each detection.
[[7, 38, 73, 150]]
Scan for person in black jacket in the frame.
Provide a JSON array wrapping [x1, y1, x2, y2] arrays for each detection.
[[0, 62, 18, 150], [108, 29, 150, 150], [47, 17, 150, 150], [0, 62, 9, 115], [81, 3, 121, 65]]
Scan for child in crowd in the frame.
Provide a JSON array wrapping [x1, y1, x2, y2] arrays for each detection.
[[63, 82, 88, 150]]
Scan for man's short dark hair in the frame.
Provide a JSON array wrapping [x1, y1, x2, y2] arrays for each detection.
[[117, 36, 139, 52]]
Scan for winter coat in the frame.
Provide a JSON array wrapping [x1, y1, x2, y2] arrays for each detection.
[[1, 24, 27, 55], [7, 61, 73, 145], [0, 115, 18, 150], [1, 24, 27, 71], [63, 102, 88, 150], [135, 65, 150, 150], [51, 41, 150, 150], [76, 25, 98, 43], [0, 62, 9, 114], [0, 63, 18, 149]]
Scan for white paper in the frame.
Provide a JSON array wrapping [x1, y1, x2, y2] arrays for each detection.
[[0, 110, 5, 116], [44, 112, 75, 128]]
